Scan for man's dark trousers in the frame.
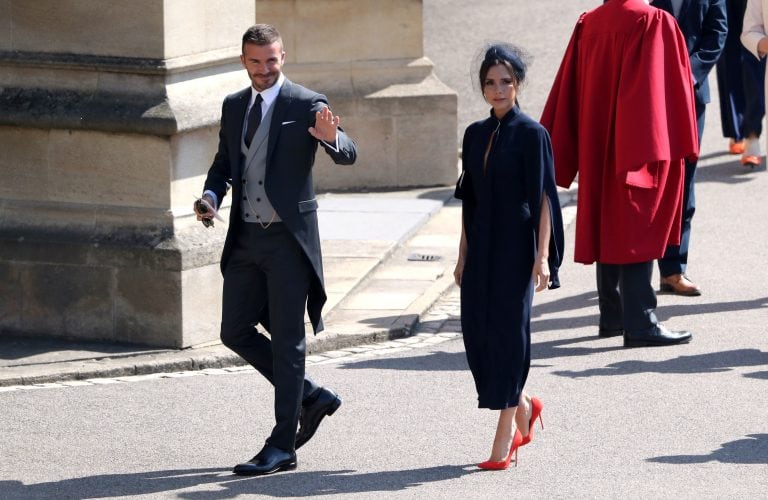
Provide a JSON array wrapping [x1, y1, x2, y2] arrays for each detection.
[[654, 0, 727, 278], [658, 99, 704, 277], [597, 261, 659, 334], [220, 222, 320, 451]]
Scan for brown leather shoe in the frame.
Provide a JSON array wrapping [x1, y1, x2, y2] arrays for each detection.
[[659, 274, 701, 296]]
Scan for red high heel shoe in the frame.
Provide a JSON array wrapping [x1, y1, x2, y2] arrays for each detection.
[[478, 429, 523, 470], [520, 396, 544, 446]]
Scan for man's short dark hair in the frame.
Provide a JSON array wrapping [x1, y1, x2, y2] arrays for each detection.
[[242, 24, 283, 53]]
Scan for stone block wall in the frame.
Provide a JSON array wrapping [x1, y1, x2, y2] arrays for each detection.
[[0, 0, 457, 347]]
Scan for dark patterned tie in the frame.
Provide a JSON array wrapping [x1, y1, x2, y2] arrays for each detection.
[[244, 93, 263, 147]]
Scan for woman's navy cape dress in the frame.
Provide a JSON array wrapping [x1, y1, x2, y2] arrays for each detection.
[[454, 106, 564, 409]]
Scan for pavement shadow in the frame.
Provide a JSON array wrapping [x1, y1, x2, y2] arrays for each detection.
[[551, 348, 768, 378], [698, 150, 730, 161], [532, 334, 625, 362], [0, 333, 161, 367], [696, 156, 766, 185], [0, 465, 479, 499], [337, 330, 625, 372], [647, 434, 768, 465], [655, 296, 768, 321], [744, 370, 768, 380], [533, 294, 767, 329], [0, 468, 231, 500], [338, 350, 469, 372], [416, 186, 456, 202], [179, 465, 480, 499], [532, 291, 597, 318], [531, 313, 602, 334]]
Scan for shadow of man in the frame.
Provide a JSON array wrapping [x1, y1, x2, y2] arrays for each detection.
[[0, 464, 480, 499]]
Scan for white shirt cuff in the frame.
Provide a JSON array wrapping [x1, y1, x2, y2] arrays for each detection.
[[203, 190, 219, 210], [320, 132, 340, 153]]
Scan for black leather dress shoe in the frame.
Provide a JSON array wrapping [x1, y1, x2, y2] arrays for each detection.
[[295, 387, 342, 449], [232, 445, 297, 476], [598, 327, 624, 338], [624, 324, 692, 348]]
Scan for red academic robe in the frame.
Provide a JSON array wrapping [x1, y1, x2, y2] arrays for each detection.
[[540, 0, 699, 265]]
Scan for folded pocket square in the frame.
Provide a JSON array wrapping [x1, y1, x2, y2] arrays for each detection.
[[281, 120, 296, 125]]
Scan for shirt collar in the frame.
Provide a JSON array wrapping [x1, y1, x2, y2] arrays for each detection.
[[488, 104, 520, 125], [249, 72, 285, 109]]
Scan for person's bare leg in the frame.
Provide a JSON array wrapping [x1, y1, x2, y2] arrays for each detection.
[[488, 407, 517, 461], [515, 392, 532, 439]]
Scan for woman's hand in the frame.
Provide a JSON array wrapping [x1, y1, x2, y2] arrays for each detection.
[[454, 257, 465, 287], [758, 36, 768, 57], [532, 257, 550, 292]]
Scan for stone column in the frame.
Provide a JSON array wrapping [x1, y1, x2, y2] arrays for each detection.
[[0, 0, 457, 348], [256, 0, 458, 189], [0, 0, 255, 347]]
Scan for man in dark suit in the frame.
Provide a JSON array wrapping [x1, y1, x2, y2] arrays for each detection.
[[194, 24, 357, 476], [652, 0, 727, 296]]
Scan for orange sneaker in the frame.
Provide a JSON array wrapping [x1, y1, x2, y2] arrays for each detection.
[[741, 138, 762, 167], [741, 155, 761, 167], [729, 139, 746, 155]]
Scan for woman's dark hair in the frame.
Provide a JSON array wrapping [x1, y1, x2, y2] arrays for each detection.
[[477, 43, 531, 93], [242, 24, 283, 53]]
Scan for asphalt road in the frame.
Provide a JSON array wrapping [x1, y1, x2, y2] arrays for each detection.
[[0, 299, 766, 499]]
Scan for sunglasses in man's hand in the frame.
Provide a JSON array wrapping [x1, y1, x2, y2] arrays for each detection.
[[194, 196, 223, 228]]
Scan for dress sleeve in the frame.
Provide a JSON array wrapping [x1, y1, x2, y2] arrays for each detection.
[[454, 125, 476, 201], [454, 170, 471, 200], [526, 125, 565, 289]]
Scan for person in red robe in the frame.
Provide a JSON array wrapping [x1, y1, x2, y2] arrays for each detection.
[[540, 0, 697, 347]]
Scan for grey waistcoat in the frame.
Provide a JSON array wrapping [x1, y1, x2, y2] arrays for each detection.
[[240, 101, 282, 224]]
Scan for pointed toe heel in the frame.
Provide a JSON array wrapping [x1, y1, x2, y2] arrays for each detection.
[[478, 429, 523, 470]]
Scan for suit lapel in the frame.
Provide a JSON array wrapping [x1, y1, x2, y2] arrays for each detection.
[[229, 88, 250, 179], [267, 79, 294, 167], [230, 88, 249, 143]]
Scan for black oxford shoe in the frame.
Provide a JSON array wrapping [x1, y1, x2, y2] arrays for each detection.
[[295, 387, 342, 449], [232, 445, 297, 476], [624, 324, 692, 348]]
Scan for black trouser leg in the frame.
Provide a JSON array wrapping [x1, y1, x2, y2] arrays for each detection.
[[597, 261, 659, 334], [659, 100, 704, 277], [618, 261, 659, 334], [596, 263, 622, 330], [220, 224, 319, 451]]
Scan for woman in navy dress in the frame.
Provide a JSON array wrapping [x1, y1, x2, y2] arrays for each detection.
[[453, 44, 564, 470]]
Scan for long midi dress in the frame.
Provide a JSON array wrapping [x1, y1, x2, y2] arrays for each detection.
[[455, 106, 564, 410]]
